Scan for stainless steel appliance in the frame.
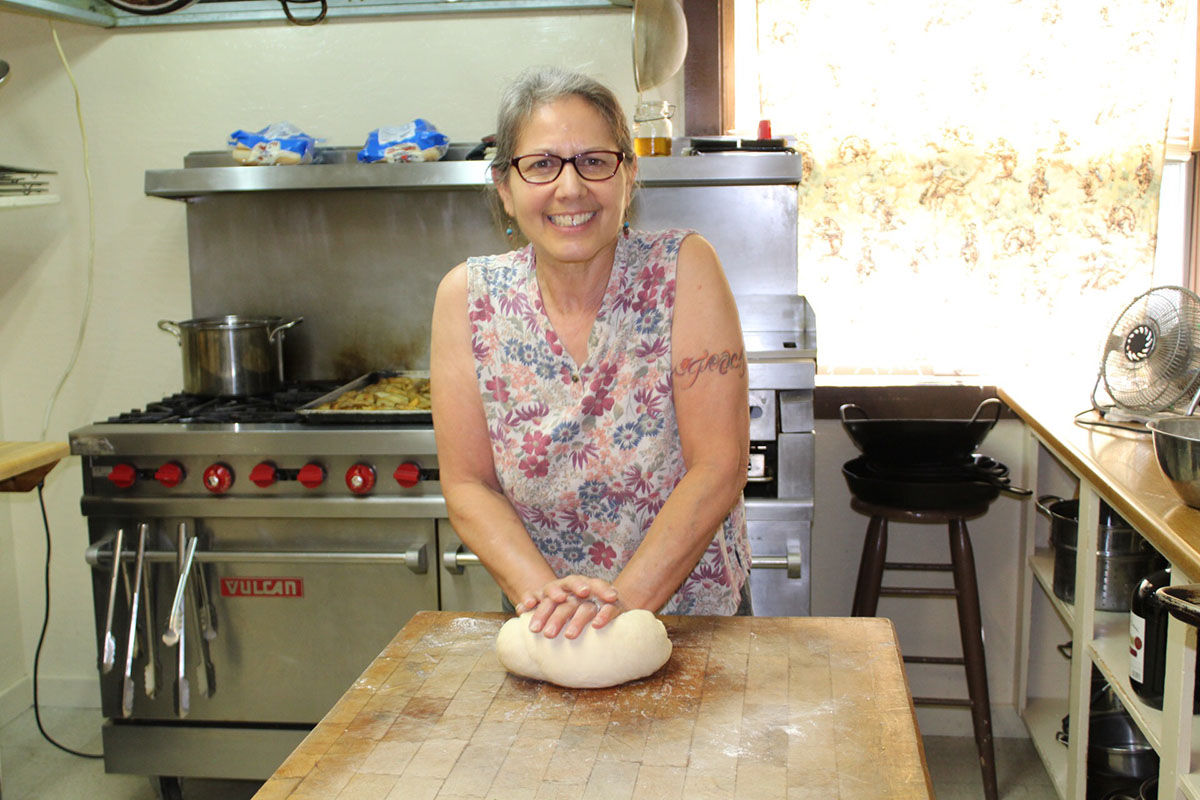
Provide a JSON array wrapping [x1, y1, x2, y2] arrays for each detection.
[[69, 145, 816, 786], [68, 388, 494, 788]]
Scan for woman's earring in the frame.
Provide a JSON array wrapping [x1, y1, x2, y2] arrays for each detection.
[[623, 219, 630, 237], [505, 220, 515, 242]]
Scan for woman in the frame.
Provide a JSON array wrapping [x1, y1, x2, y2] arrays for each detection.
[[430, 66, 750, 641]]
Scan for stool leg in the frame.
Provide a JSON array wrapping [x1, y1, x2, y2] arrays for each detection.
[[948, 518, 998, 800], [851, 515, 888, 617]]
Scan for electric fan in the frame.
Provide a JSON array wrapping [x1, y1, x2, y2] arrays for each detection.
[[1092, 285, 1200, 420]]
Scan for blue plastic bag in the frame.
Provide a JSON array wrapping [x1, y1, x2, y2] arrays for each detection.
[[358, 120, 450, 163], [229, 122, 318, 165]]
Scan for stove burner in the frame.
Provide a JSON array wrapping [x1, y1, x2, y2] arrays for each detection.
[[104, 382, 343, 424]]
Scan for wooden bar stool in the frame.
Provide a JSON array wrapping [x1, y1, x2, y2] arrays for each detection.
[[850, 497, 998, 800]]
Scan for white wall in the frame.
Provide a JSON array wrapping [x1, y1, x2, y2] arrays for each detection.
[[0, 7, 682, 717]]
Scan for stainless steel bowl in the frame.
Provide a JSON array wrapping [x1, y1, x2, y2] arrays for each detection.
[[1147, 416, 1200, 508]]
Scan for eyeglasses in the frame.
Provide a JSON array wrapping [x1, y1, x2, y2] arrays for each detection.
[[510, 150, 625, 184]]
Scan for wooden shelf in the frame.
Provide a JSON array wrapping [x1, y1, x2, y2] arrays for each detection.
[[0, 441, 69, 492], [1031, 549, 1075, 629], [0, 194, 59, 209], [1023, 696, 1069, 799]]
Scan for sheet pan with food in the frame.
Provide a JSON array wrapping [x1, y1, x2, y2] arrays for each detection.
[[297, 371, 431, 424]]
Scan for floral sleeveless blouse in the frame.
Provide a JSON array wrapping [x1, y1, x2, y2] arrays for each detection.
[[466, 229, 750, 615]]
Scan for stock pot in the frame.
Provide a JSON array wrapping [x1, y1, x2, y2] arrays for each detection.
[[158, 315, 302, 397]]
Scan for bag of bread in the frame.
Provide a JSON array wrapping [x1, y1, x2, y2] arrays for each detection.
[[229, 122, 318, 165], [357, 120, 450, 163]]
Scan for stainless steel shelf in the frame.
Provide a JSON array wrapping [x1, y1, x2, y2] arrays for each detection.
[[144, 148, 805, 199]]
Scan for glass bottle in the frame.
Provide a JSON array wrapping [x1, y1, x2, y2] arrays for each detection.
[[633, 100, 675, 157]]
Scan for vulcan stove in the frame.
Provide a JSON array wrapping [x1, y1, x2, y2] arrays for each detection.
[[67, 383, 495, 793]]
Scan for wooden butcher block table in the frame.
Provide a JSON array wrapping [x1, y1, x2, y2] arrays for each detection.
[[253, 612, 932, 800]]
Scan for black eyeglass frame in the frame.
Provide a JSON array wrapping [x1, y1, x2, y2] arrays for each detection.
[[509, 150, 626, 184]]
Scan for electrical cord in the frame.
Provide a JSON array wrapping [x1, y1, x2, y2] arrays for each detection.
[[41, 22, 97, 441], [1073, 407, 1152, 434], [33, 482, 102, 759]]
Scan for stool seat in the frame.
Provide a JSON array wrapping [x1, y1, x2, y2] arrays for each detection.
[[850, 497, 989, 524], [850, 495, 998, 800]]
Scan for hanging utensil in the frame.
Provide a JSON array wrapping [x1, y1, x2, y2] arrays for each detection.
[[122, 524, 148, 717], [173, 523, 190, 719], [0, 60, 10, 90], [632, 0, 688, 93], [141, 545, 158, 699], [100, 528, 125, 674]]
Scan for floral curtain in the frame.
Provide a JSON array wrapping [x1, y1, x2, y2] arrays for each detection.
[[754, 0, 1189, 381]]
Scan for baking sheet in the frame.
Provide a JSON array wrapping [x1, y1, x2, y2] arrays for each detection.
[[297, 370, 431, 424]]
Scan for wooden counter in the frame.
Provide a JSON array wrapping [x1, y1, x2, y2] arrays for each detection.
[[997, 386, 1200, 580], [0, 440, 69, 492], [252, 611, 932, 800]]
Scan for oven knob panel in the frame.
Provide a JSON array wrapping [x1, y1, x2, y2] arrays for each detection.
[[249, 462, 278, 488], [154, 461, 185, 488], [107, 463, 138, 489], [345, 463, 376, 495], [298, 463, 327, 489], [393, 462, 422, 488], [203, 463, 234, 494]]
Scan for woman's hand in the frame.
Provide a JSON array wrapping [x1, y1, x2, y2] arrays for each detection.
[[517, 575, 624, 639]]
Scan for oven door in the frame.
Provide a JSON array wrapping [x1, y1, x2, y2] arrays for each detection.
[[746, 499, 812, 616], [86, 515, 437, 724]]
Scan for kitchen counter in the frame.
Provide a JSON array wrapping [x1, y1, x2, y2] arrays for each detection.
[[997, 386, 1200, 579], [0, 440, 69, 492], [252, 611, 932, 799]]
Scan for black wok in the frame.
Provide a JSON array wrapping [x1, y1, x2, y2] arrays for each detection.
[[839, 398, 1003, 465]]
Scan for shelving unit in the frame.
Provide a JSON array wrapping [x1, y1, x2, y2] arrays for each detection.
[[1006, 385, 1200, 800], [0, 194, 59, 209]]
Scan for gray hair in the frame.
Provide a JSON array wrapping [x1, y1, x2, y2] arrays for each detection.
[[490, 66, 636, 185]]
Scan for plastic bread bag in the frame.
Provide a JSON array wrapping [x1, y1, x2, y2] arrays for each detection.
[[357, 120, 450, 163], [228, 122, 319, 165]]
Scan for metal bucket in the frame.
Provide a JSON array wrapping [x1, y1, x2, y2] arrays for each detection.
[[158, 315, 302, 397], [1038, 495, 1160, 611]]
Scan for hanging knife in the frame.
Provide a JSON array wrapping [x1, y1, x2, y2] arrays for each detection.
[[100, 527, 125, 673], [121, 524, 147, 717]]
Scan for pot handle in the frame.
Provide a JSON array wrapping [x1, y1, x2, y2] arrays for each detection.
[[969, 397, 1003, 428], [839, 403, 869, 422], [267, 316, 304, 342], [157, 320, 182, 341], [1036, 494, 1064, 517]]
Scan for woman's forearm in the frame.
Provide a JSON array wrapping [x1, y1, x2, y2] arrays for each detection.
[[613, 459, 746, 612], [443, 480, 558, 605]]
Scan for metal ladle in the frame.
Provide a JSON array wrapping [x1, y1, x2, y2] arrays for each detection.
[[0, 60, 10, 89]]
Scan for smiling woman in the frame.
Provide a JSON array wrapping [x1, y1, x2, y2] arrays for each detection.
[[430, 66, 754, 642]]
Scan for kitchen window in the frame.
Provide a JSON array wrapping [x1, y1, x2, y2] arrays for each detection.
[[712, 0, 1197, 382]]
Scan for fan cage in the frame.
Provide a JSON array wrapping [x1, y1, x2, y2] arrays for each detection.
[[1099, 285, 1200, 413]]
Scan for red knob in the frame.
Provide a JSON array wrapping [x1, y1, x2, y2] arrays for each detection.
[[298, 463, 326, 489], [345, 463, 376, 495], [107, 463, 137, 489], [154, 462, 185, 488], [203, 463, 234, 494], [393, 462, 422, 488], [249, 462, 278, 488]]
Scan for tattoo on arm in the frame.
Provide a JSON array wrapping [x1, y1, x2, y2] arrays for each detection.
[[673, 349, 747, 389]]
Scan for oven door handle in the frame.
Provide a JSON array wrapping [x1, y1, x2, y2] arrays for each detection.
[[442, 545, 482, 575], [750, 551, 803, 579], [86, 542, 430, 574]]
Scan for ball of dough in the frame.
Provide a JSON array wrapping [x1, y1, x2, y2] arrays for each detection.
[[495, 609, 672, 688]]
